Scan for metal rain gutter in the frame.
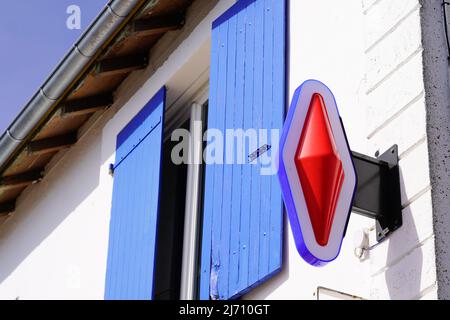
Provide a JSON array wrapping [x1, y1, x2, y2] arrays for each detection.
[[0, 0, 145, 173]]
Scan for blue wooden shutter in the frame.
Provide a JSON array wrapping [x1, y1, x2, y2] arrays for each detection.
[[200, 0, 286, 300], [105, 87, 166, 300]]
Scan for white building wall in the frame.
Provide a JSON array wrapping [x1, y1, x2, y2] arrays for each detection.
[[246, 0, 437, 300], [0, 0, 440, 300]]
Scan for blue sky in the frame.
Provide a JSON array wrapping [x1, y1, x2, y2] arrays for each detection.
[[0, 1, 108, 134]]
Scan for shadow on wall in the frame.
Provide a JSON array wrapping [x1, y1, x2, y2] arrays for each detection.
[[0, 125, 108, 286], [383, 169, 424, 300]]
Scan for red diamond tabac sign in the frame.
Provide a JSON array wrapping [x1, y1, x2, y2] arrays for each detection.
[[278, 80, 357, 266]]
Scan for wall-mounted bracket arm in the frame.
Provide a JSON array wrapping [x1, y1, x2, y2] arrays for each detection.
[[351, 145, 403, 242]]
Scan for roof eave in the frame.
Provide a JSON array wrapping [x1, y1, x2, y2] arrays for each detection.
[[0, 0, 147, 174]]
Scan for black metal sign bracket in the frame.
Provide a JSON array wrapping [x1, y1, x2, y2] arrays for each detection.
[[351, 145, 403, 242]]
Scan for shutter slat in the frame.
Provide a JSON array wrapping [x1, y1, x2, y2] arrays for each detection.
[[199, 23, 220, 300], [218, 12, 238, 300], [228, 5, 248, 297], [209, 22, 229, 301], [259, 0, 274, 279], [237, 1, 256, 295], [270, 0, 285, 272], [248, 0, 264, 287], [105, 87, 165, 300], [200, 0, 285, 300]]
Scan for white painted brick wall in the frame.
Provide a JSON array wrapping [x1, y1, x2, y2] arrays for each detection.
[[364, 0, 420, 50], [363, 0, 436, 299], [419, 286, 439, 300], [368, 96, 426, 158], [366, 53, 424, 136], [398, 142, 432, 206], [366, 9, 422, 90]]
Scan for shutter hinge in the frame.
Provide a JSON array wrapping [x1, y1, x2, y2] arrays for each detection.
[[109, 163, 115, 177]]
